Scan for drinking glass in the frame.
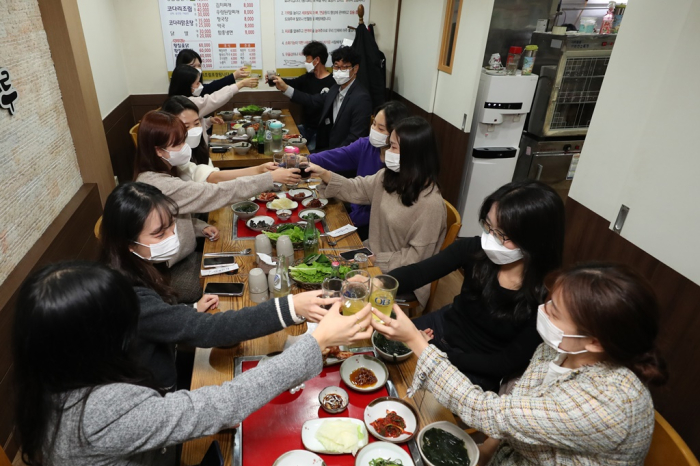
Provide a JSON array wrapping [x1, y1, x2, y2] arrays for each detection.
[[267, 69, 278, 87], [243, 61, 252, 75], [284, 152, 299, 188], [249, 73, 260, 89], [341, 281, 370, 317], [321, 277, 344, 310], [298, 155, 310, 180], [273, 151, 285, 167], [370, 275, 399, 321], [345, 269, 371, 292]]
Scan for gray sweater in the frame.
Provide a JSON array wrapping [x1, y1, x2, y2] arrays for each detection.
[[45, 334, 322, 466], [134, 287, 303, 389]]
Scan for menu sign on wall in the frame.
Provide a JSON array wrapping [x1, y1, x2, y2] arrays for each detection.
[[274, 0, 369, 77], [158, 0, 263, 80]]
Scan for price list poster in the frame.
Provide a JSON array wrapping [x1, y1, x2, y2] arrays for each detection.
[[274, 0, 369, 78], [158, 0, 263, 81]]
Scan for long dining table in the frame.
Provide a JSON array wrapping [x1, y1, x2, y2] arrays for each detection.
[[209, 108, 308, 169], [180, 188, 458, 466]]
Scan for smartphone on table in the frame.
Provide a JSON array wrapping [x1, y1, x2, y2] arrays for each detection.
[[204, 282, 245, 296], [339, 248, 373, 261], [203, 256, 236, 268]]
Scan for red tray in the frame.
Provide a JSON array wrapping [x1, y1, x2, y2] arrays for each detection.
[[235, 354, 414, 466], [236, 196, 325, 238]]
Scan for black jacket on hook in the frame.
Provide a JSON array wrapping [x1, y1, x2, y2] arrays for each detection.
[[352, 23, 386, 110]]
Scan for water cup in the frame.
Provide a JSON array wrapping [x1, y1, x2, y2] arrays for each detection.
[[249, 268, 269, 294], [255, 234, 273, 255], [276, 236, 294, 260], [322, 277, 344, 310]]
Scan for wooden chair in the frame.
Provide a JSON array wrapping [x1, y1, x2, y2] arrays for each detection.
[[94, 216, 102, 240], [0, 445, 12, 466], [645, 411, 699, 466], [398, 199, 462, 316], [129, 123, 139, 148]]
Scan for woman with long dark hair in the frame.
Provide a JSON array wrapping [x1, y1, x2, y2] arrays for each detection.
[[372, 263, 667, 465], [168, 64, 258, 117], [100, 181, 339, 390], [388, 180, 565, 391], [13, 261, 372, 465], [175, 48, 249, 96], [134, 111, 300, 301], [307, 116, 446, 306], [308, 100, 410, 239]]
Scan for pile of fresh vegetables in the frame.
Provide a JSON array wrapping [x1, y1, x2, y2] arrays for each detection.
[[263, 224, 305, 243], [289, 254, 354, 284], [239, 104, 264, 115]]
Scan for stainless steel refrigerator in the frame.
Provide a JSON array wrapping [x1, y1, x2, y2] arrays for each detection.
[[514, 32, 616, 200]]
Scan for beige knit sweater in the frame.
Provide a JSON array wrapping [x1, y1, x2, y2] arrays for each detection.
[[136, 171, 273, 266], [319, 169, 446, 305]]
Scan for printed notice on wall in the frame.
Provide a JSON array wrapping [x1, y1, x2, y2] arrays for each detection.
[[158, 0, 262, 81], [274, 0, 369, 78]]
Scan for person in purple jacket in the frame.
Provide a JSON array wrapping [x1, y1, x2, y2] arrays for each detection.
[[309, 100, 409, 240]]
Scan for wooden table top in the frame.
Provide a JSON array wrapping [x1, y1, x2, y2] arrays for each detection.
[[209, 109, 308, 169], [180, 194, 457, 466]]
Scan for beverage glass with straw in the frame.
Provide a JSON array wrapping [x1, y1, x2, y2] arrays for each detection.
[[341, 281, 370, 317], [370, 275, 399, 322]]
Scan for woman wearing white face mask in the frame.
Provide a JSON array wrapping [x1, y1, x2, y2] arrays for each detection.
[[307, 116, 446, 305], [175, 48, 250, 97], [135, 111, 301, 302], [161, 96, 280, 183], [307, 101, 409, 239], [371, 263, 667, 466], [386, 180, 565, 392], [168, 64, 258, 118], [100, 182, 342, 390]]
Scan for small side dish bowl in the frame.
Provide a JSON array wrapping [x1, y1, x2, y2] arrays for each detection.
[[372, 331, 414, 363], [276, 209, 293, 221], [364, 397, 418, 443], [299, 208, 325, 224], [355, 442, 415, 466], [218, 110, 235, 121], [301, 197, 329, 209], [339, 355, 388, 393], [288, 137, 307, 148], [230, 201, 259, 219], [417, 421, 480, 466], [233, 142, 252, 154], [246, 215, 275, 232], [318, 386, 349, 414], [288, 188, 313, 201], [269, 109, 282, 118]]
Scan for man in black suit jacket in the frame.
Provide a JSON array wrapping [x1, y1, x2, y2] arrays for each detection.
[[273, 46, 372, 151]]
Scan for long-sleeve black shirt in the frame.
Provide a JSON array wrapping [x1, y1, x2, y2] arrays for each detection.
[[201, 73, 236, 96], [283, 72, 335, 129], [388, 237, 542, 380]]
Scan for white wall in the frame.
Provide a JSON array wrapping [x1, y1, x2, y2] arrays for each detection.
[[569, 0, 700, 285], [79, 0, 400, 114], [76, 0, 129, 117], [393, 0, 446, 113], [433, 0, 495, 130]]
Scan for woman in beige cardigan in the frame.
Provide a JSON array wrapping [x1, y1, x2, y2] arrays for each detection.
[[308, 116, 446, 306], [133, 111, 301, 301]]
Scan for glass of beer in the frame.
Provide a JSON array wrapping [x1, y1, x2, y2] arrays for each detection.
[[322, 277, 343, 310], [370, 275, 399, 321], [243, 61, 252, 75], [341, 281, 370, 317], [249, 73, 260, 89], [345, 269, 371, 292]]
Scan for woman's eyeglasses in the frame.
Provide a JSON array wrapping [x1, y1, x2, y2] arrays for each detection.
[[479, 219, 510, 245]]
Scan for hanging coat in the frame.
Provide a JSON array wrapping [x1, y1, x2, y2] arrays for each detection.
[[352, 23, 386, 110]]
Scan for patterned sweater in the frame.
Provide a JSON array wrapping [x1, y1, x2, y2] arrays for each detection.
[[412, 343, 655, 465]]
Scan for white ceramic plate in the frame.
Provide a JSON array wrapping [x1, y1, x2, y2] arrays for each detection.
[[287, 188, 314, 200], [355, 441, 415, 466], [266, 200, 298, 211], [417, 421, 480, 466], [273, 450, 326, 466], [339, 355, 388, 393], [301, 197, 329, 209], [364, 397, 418, 443], [301, 418, 368, 455], [255, 192, 285, 202], [246, 215, 274, 232], [323, 345, 352, 366]]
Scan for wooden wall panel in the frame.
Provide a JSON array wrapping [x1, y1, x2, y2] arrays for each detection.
[[103, 96, 135, 184], [0, 184, 102, 460], [564, 198, 700, 457]]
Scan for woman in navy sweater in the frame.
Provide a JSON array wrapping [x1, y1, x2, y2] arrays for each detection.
[[309, 100, 409, 238]]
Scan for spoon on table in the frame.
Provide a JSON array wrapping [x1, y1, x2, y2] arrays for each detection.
[[203, 248, 252, 257]]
